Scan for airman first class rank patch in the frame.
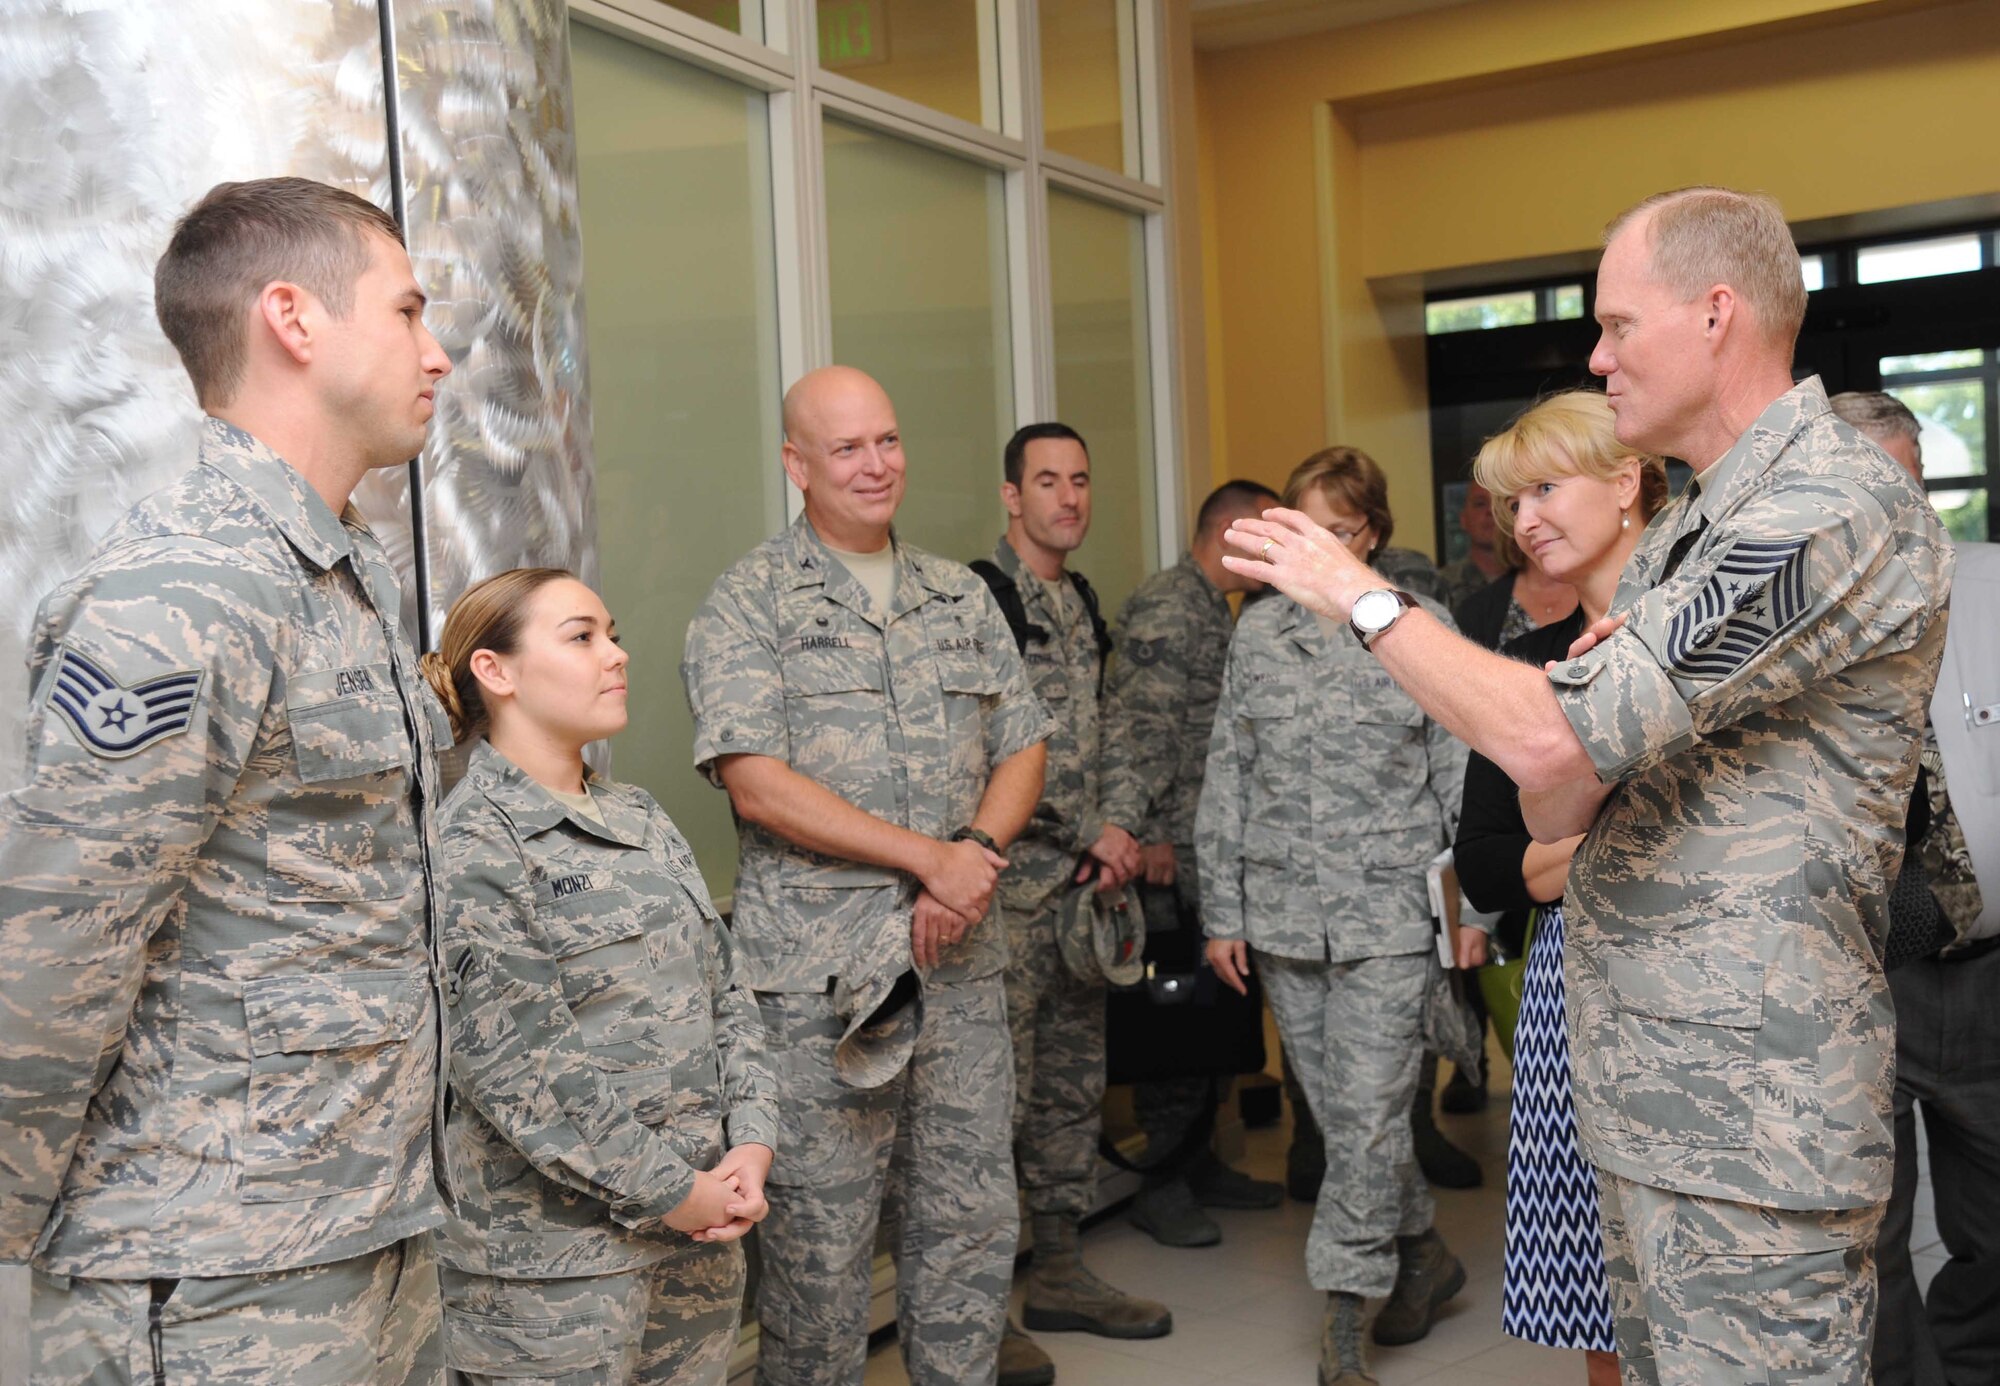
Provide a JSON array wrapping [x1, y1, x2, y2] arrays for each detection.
[[47, 644, 204, 758], [1665, 535, 1810, 679]]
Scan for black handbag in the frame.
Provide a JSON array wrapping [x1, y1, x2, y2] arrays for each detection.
[[1103, 880, 1267, 1087]]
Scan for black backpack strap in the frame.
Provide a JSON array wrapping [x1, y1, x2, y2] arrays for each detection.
[[1066, 569, 1114, 695], [969, 558, 1044, 655]]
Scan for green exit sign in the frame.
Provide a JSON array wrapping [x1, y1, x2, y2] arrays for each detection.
[[820, 0, 888, 68]]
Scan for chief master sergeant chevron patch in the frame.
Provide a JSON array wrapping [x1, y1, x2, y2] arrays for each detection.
[[1663, 535, 1810, 679]]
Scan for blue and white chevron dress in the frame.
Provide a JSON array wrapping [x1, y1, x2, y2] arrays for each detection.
[[1500, 903, 1617, 1350]]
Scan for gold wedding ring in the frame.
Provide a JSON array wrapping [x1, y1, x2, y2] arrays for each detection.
[[1261, 539, 1275, 561]]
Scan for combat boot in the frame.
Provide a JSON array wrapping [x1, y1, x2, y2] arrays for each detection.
[[1371, 1228, 1466, 1346], [1128, 1177, 1220, 1247], [1411, 1099, 1482, 1189], [998, 1320, 1055, 1386], [1319, 1292, 1377, 1386], [1023, 1214, 1174, 1339], [1186, 1149, 1283, 1209]]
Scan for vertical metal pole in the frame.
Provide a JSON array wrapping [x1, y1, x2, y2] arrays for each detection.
[[377, 0, 436, 651]]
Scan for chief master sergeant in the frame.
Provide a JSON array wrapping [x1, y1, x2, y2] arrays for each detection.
[[0, 178, 454, 1381], [682, 365, 1051, 1386], [1224, 186, 1953, 1383]]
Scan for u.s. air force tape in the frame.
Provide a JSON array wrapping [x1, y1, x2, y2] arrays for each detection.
[[47, 644, 204, 758], [1665, 535, 1810, 679]]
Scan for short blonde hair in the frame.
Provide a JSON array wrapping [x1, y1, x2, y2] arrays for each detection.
[[1283, 446, 1392, 556], [1474, 391, 1668, 559], [1605, 186, 1808, 353]]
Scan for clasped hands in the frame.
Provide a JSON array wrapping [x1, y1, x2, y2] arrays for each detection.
[[670, 1141, 773, 1243]]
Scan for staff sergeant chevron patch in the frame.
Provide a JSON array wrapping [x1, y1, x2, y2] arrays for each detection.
[[47, 644, 204, 758], [1665, 535, 1811, 679]]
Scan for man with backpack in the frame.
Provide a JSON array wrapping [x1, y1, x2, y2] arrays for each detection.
[[973, 423, 1169, 1386]]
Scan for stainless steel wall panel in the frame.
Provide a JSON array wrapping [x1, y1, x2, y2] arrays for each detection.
[[0, 0, 403, 786], [390, 0, 598, 631]]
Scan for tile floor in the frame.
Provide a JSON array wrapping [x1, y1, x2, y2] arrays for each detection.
[[860, 1050, 1946, 1386]]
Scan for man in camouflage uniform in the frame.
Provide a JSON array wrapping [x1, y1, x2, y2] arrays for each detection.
[[1434, 483, 1506, 611], [1830, 391, 2000, 1386], [1098, 481, 1284, 1248], [682, 366, 1051, 1386], [1227, 187, 1952, 1384], [972, 424, 1169, 1386], [0, 179, 453, 1382]]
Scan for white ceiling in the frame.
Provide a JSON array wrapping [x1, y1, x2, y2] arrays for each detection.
[[1190, 0, 1483, 50]]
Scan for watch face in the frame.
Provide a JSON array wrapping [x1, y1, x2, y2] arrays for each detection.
[[1353, 589, 1398, 632]]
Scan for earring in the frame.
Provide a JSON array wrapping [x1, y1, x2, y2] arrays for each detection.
[[1621, 508, 1630, 531]]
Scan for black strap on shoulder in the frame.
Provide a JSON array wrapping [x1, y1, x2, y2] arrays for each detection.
[[1067, 569, 1114, 667], [969, 558, 1045, 655]]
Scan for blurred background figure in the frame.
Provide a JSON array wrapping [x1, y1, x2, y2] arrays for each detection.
[[1437, 483, 1510, 611]]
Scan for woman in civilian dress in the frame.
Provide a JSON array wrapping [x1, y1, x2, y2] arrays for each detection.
[[1451, 393, 1666, 1386]]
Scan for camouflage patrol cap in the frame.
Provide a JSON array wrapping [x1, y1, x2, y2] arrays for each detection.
[[1056, 881, 1145, 987], [830, 957, 920, 1089]]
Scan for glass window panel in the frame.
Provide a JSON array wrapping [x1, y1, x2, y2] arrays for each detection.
[[1048, 186, 1155, 613], [1856, 233, 1982, 285], [1800, 254, 1825, 292], [1880, 348, 1984, 377], [1884, 377, 1985, 480], [1041, 0, 1135, 177], [649, 0, 763, 43], [1551, 284, 1585, 320], [824, 118, 1013, 563], [817, 0, 994, 129], [1926, 489, 1988, 545], [572, 22, 784, 890], [1425, 290, 1535, 335]]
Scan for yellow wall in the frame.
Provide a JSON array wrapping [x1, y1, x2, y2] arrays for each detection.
[[1189, 0, 2000, 553]]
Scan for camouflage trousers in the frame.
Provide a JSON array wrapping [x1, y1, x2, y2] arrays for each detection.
[[1258, 950, 1432, 1297], [438, 1243, 744, 1385], [753, 974, 1015, 1386], [1595, 1169, 1881, 1385], [1132, 869, 1219, 1183], [1002, 896, 1108, 1220], [29, 1236, 440, 1386]]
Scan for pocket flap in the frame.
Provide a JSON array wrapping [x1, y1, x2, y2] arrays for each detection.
[[444, 1307, 611, 1376], [783, 648, 885, 697], [1357, 823, 1439, 869], [1242, 686, 1297, 719], [285, 665, 410, 782], [243, 967, 429, 1057], [1242, 823, 1291, 866], [1351, 678, 1423, 727], [1606, 953, 1764, 1030], [540, 883, 648, 959]]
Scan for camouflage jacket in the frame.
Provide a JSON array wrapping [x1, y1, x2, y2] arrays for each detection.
[[682, 516, 1052, 993], [1550, 378, 1953, 1210], [987, 537, 1110, 917], [1435, 554, 1492, 612], [433, 742, 776, 1278], [0, 418, 448, 1277], [1196, 595, 1465, 962], [1099, 554, 1234, 857]]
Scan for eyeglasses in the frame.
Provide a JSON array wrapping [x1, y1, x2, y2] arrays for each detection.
[[1328, 526, 1368, 545]]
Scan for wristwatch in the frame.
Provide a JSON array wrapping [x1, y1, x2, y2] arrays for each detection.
[[1349, 588, 1416, 649], [951, 825, 999, 853]]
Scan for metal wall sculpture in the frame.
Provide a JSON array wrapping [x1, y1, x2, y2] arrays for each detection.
[[0, 0, 595, 785]]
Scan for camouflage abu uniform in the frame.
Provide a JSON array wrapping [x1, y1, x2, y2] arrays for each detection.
[[1548, 379, 1953, 1383], [1196, 594, 1465, 1296], [2, 419, 448, 1384], [682, 516, 1052, 1386], [433, 741, 777, 1385], [986, 538, 1117, 1221], [1098, 553, 1235, 1158]]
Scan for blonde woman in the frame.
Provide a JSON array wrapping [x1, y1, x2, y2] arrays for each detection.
[[1452, 393, 1666, 1385], [419, 568, 776, 1384]]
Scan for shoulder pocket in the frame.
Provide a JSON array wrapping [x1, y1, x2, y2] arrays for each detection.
[[239, 967, 431, 1203]]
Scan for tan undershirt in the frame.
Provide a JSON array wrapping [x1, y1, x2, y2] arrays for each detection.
[[547, 784, 604, 825], [826, 540, 897, 619]]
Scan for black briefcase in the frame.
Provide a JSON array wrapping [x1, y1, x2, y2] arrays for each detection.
[[1104, 881, 1267, 1086]]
